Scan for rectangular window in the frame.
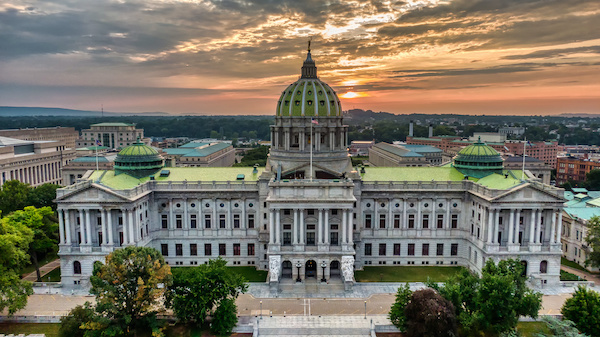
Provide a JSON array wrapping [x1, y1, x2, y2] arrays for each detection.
[[161, 244, 168, 256], [204, 243, 212, 256], [364, 243, 372, 256], [118, 216, 123, 225], [219, 243, 226, 256], [190, 214, 197, 229], [437, 214, 444, 229], [379, 214, 386, 229], [248, 214, 255, 228], [330, 232, 339, 245], [161, 214, 168, 229], [205, 214, 212, 229], [233, 243, 241, 256], [283, 232, 292, 245], [190, 244, 197, 256], [176, 244, 183, 256], [379, 243, 387, 256], [233, 214, 240, 228], [394, 214, 400, 228], [422, 214, 429, 229], [219, 214, 226, 228], [306, 232, 316, 245], [408, 214, 415, 228], [437, 243, 444, 256], [422, 243, 429, 256], [394, 243, 401, 256], [365, 214, 372, 228], [408, 243, 415, 256], [451, 214, 458, 229], [451, 243, 458, 256], [248, 243, 255, 256], [176, 215, 182, 229], [97, 216, 102, 225]]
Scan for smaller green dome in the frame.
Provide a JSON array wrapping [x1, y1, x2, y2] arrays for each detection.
[[114, 140, 163, 178], [453, 138, 503, 178]]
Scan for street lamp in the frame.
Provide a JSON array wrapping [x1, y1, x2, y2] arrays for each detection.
[[320, 262, 327, 282], [364, 300, 367, 319], [260, 300, 263, 319], [296, 262, 302, 282]]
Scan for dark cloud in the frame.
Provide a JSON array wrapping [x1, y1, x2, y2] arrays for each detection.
[[391, 63, 560, 78], [502, 46, 600, 60]]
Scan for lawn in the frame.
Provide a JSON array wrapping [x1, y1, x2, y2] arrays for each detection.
[[20, 251, 58, 277], [355, 266, 464, 282], [0, 323, 60, 337], [517, 321, 549, 336], [560, 269, 583, 281], [561, 257, 588, 272], [44, 267, 61, 282], [227, 266, 267, 282]]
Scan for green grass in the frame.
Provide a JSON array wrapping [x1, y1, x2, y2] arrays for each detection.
[[516, 321, 550, 336], [0, 323, 60, 337], [355, 266, 464, 282], [560, 269, 583, 281], [227, 266, 267, 282], [20, 251, 58, 277], [43, 267, 61, 282], [561, 257, 588, 272]]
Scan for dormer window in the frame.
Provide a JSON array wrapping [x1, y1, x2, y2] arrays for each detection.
[[297, 90, 301, 95], [285, 101, 289, 106], [318, 91, 323, 95], [320, 101, 325, 106], [295, 100, 300, 106], [307, 100, 313, 106], [307, 91, 312, 95]]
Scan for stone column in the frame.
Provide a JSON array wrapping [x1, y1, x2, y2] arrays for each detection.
[[65, 209, 72, 245], [388, 201, 393, 229], [169, 199, 174, 230], [536, 209, 543, 243], [198, 198, 203, 235], [508, 209, 515, 245], [529, 209, 536, 244], [269, 209, 275, 244], [417, 201, 422, 229], [128, 209, 135, 245], [348, 210, 354, 245], [107, 209, 113, 246], [300, 210, 305, 244], [318, 209, 323, 244], [275, 209, 281, 244], [515, 209, 521, 245], [293, 209, 298, 244], [342, 209, 347, 244], [324, 210, 330, 245], [403, 199, 408, 229], [241, 199, 246, 229], [85, 209, 92, 245], [494, 210, 500, 243], [101, 209, 107, 245], [431, 200, 436, 230], [213, 199, 217, 230], [184, 198, 188, 230], [487, 208, 494, 244], [445, 202, 451, 229], [58, 209, 65, 245], [548, 210, 555, 244], [556, 212, 563, 244]]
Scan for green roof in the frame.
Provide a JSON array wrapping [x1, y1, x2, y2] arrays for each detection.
[[91, 122, 134, 127], [118, 142, 159, 157], [89, 167, 264, 190], [76, 146, 109, 151], [179, 142, 211, 148], [458, 141, 500, 157], [183, 143, 231, 157], [276, 79, 341, 117], [72, 156, 110, 163], [476, 171, 524, 189]]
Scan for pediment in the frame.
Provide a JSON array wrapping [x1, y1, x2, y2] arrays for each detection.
[[492, 184, 565, 203], [57, 184, 130, 203]]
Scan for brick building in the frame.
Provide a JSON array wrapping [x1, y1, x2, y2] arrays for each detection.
[[556, 156, 600, 185]]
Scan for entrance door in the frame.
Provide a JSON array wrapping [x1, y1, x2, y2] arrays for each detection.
[[282, 261, 292, 278], [305, 260, 317, 278], [330, 261, 340, 277]]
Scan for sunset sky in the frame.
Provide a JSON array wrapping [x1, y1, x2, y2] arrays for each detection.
[[1, 0, 599, 115]]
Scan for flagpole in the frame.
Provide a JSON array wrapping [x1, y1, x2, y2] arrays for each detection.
[[310, 120, 313, 181], [95, 140, 99, 172], [521, 137, 526, 180]]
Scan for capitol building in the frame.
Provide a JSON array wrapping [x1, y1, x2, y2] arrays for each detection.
[[56, 47, 565, 290]]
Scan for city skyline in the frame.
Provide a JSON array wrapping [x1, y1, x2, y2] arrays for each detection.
[[1, 0, 599, 115]]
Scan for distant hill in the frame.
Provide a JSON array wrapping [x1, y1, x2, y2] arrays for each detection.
[[0, 106, 169, 117]]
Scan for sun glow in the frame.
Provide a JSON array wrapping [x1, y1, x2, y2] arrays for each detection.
[[341, 91, 368, 99]]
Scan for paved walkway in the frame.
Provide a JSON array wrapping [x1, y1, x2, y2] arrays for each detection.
[[561, 265, 600, 284], [22, 259, 60, 282]]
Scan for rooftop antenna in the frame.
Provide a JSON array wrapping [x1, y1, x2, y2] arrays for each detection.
[[101, 104, 104, 118]]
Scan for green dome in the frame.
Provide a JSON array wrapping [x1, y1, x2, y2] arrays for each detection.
[[453, 138, 503, 178], [114, 140, 163, 178], [276, 48, 342, 117]]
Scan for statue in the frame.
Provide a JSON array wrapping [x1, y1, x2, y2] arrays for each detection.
[[341, 256, 355, 282], [269, 255, 281, 282]]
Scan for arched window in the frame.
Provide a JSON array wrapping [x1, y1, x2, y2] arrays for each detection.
[[73, 261, 82, 275], [540, 260, 548, 274]]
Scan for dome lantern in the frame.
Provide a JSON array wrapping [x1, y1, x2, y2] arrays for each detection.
[[453, 137, 504, 178], [114, 139, 164, 178]]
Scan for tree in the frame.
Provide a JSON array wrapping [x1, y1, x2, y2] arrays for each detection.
[[28, 183, 61, 211], [389, 283, 412, 331], [90, 246, 172, 336], [429, 259, 542, 336], [584, 170, 600, 191], [0, 180, 30, 215], [534, 316, 588, 337], [58, 302, 99, 337], [404, 288, 457, 337], [10, 206, 58, 281], [0, 210, 34, 315], [167, 257, 247, 328], [210, 298, 238, 336], [561, 286, 600, 337], [584, 216, 600, 268]]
